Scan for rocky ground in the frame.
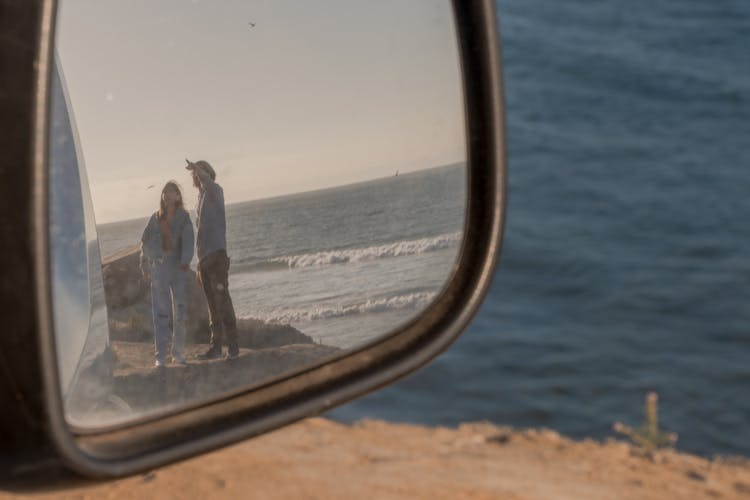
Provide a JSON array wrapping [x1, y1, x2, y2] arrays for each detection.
[[110, 341, 340, 413], [90, 246, 340, 416], [7, 418, 750, 499]]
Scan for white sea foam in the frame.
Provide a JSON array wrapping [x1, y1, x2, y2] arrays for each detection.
[[274, 232, 461, 269], [252, 291, 437, 324]]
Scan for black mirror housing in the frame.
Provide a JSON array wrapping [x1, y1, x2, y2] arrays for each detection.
[[0, 0, 506, 485]]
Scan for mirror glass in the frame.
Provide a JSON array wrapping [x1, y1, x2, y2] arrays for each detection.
[[52, 0, 466, 429]]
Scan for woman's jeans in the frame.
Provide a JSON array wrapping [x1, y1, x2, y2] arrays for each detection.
[[150, 261, 188, 363]]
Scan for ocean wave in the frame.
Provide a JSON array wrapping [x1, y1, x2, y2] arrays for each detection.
[[274, 232, 462, 270], [231, 260, 290, 274], [253, 292, 437, 323]]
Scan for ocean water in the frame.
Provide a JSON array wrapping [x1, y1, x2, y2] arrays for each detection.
[[98, 164, 465, 349], [330, 0, 750, 458]]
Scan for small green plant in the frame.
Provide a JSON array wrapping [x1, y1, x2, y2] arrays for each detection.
[[613, 391, 678, 450]]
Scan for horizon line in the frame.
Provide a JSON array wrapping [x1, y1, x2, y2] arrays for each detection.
[[96, 161, 465, 227]]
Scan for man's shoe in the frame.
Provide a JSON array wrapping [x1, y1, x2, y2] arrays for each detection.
[[172, 354, 186, 365], [197, 346, 222, 360], [225, 346, 239, 360], [155, 359, 166, 368]]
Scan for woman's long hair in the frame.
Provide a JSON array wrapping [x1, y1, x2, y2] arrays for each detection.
[[158, 181, 184, 220]]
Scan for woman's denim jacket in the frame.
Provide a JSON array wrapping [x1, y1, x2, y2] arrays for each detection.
[[140, 208, 195, 271]]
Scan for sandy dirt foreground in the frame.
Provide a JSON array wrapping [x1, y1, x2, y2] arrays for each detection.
[[5, 418, 750, 500]]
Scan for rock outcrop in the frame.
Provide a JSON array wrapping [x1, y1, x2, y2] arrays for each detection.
[[89, 246, 340, 420], [102, 245, 315, 348], [110, 341, 340, 412]]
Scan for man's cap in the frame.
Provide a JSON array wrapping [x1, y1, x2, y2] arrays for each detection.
[[185, 159, 216, 180]]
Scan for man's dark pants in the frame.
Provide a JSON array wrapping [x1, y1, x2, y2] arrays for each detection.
[[199, 249, 238, 353]]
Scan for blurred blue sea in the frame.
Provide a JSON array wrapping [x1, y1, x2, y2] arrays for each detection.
[[330, 0, 750, 457]]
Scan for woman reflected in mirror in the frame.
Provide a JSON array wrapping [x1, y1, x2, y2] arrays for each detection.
[[139, 181, 195, 367]]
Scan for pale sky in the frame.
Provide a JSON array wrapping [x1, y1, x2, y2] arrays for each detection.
[[55, 0, 466, 223]]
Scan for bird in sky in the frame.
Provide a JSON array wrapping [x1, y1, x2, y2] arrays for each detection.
[[248, 22, 256, 28], [147, 185, 155, 189]]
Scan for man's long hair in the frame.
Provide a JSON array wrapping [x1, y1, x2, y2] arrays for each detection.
[[194, 160, 216, 180], [158, 180, 184, 220], [191, 160, 217, 188]]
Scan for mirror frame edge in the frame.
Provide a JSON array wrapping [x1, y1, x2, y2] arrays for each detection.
[[23, 0, 507, 479], [0, 0, 61, 486]]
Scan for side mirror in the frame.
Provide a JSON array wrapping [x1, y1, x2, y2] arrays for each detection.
[[0, 0, 505, 484]]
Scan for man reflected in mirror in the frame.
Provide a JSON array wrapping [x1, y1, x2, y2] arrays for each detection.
[[186, 159, 240, 360]]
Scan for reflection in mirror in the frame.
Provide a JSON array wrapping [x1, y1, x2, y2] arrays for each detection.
[[52, 0, 466, 429]]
